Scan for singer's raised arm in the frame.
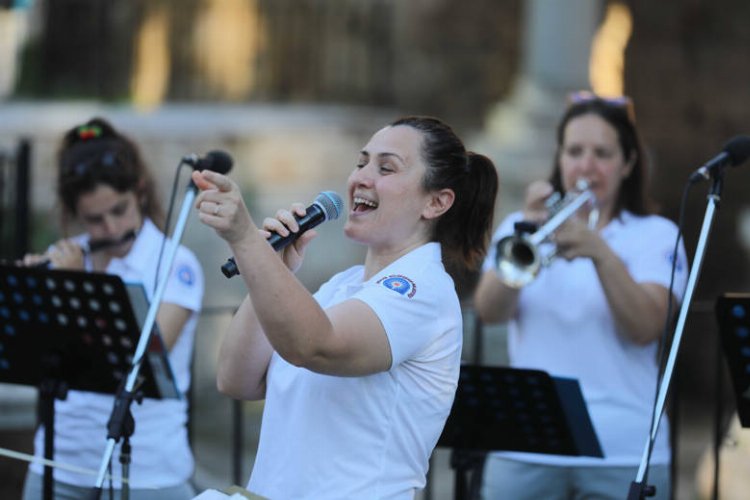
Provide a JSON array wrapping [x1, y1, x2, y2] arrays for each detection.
[[215, 294, 274, 400], [192, 169, 393, 379]]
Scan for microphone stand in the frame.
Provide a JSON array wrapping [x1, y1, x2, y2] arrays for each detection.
[[89, 179, 198, 499], [627, 171, 724, 499]]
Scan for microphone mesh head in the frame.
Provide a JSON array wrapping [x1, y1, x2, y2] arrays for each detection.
[[315, 191, 344, 221], [725, 136, 750, 167], [206, 150, 234, 174]]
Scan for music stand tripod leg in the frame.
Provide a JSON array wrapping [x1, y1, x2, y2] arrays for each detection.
[[39, 353, 69, 500], [450, 449, 485, 500]]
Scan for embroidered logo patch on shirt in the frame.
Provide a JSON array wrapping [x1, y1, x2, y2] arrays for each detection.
[[665, 250, 685, 273], [176, 264, 195, 286], [377, 274, 417, 298]]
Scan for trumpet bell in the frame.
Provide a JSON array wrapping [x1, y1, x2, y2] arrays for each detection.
[[495, 234, 542, 289], [493, 179, 596, 289]]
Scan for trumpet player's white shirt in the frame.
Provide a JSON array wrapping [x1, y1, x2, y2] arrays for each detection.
[[248, 242, 462, 500], [30, 218, 204, 488], [482, 210, 688, 466]]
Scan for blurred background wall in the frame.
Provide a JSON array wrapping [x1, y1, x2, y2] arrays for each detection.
[[0, 0, 749, 498]]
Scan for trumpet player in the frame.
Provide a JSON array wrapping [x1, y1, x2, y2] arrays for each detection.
[[474, 92, 689, 500]]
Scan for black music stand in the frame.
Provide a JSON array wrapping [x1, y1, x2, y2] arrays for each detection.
[[0, 264, 177, 500], [437, 365, 603, 499], [716, 293, 750, 427]]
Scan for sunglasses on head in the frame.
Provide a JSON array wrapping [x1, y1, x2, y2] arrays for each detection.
[[567, 90, 636, 123], [66, 150, 120, 178]]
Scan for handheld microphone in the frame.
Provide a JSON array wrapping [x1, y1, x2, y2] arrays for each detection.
[[221, 191, 344, 278], [183, 150, 234, 174], [689, 135, 750, 184]]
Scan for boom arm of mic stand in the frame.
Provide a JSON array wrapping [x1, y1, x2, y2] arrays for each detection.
[[90, 181, 198, 498], [628, 177, 723, 500]]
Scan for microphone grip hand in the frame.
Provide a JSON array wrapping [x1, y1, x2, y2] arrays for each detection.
[[221, 204, 322, 279], [217, 191, 342, 279]]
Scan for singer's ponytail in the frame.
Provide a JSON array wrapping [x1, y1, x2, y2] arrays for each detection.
[[391, 116, 499, 275], [449, 152, 499, 270]]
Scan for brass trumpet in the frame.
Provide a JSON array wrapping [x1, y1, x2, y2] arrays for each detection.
[[495, 179, 598, 289]]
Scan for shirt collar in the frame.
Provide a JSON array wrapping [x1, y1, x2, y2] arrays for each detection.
[[110, 218, 161, 272], [365, 242, 442, 284], [77, 218, 159, 272], [601, 209, 633, 238]]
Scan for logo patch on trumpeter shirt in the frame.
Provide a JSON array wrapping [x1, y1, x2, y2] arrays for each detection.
[[176, 264, 195, 286], [665, 250, 685, 273], [377, 274, 417, 298]]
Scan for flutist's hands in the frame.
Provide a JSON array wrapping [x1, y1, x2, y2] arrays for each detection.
[[22, 239, 85, 270]]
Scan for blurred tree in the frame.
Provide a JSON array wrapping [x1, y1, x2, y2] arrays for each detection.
[[32, 0, 140, 98], [13, 0, 521, 129]]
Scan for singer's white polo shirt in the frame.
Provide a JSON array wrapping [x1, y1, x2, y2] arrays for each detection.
[[31, 218, 204, 489], [482, 210, 688, 466], [248, 242, 462, 500]]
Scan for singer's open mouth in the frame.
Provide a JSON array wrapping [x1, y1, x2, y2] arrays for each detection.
[[352, 196, 378, 213]]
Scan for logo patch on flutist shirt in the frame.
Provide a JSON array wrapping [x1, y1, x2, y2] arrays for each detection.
[[176, 264, 195, 286], [377, 275, 417, 298]]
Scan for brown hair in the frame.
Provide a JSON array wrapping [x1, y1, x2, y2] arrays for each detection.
[[391, 116, 499, 272], [549, 95, 655, 216]]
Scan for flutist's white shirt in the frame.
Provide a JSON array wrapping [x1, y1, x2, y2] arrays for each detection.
[[30, 218, 204, 488], [483, 210, 689, 466]]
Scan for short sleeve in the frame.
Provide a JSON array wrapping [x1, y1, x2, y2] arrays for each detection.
[[162, 246, 204, 312], [352, 274, 459, 367], [626, 218, 689, 303]]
